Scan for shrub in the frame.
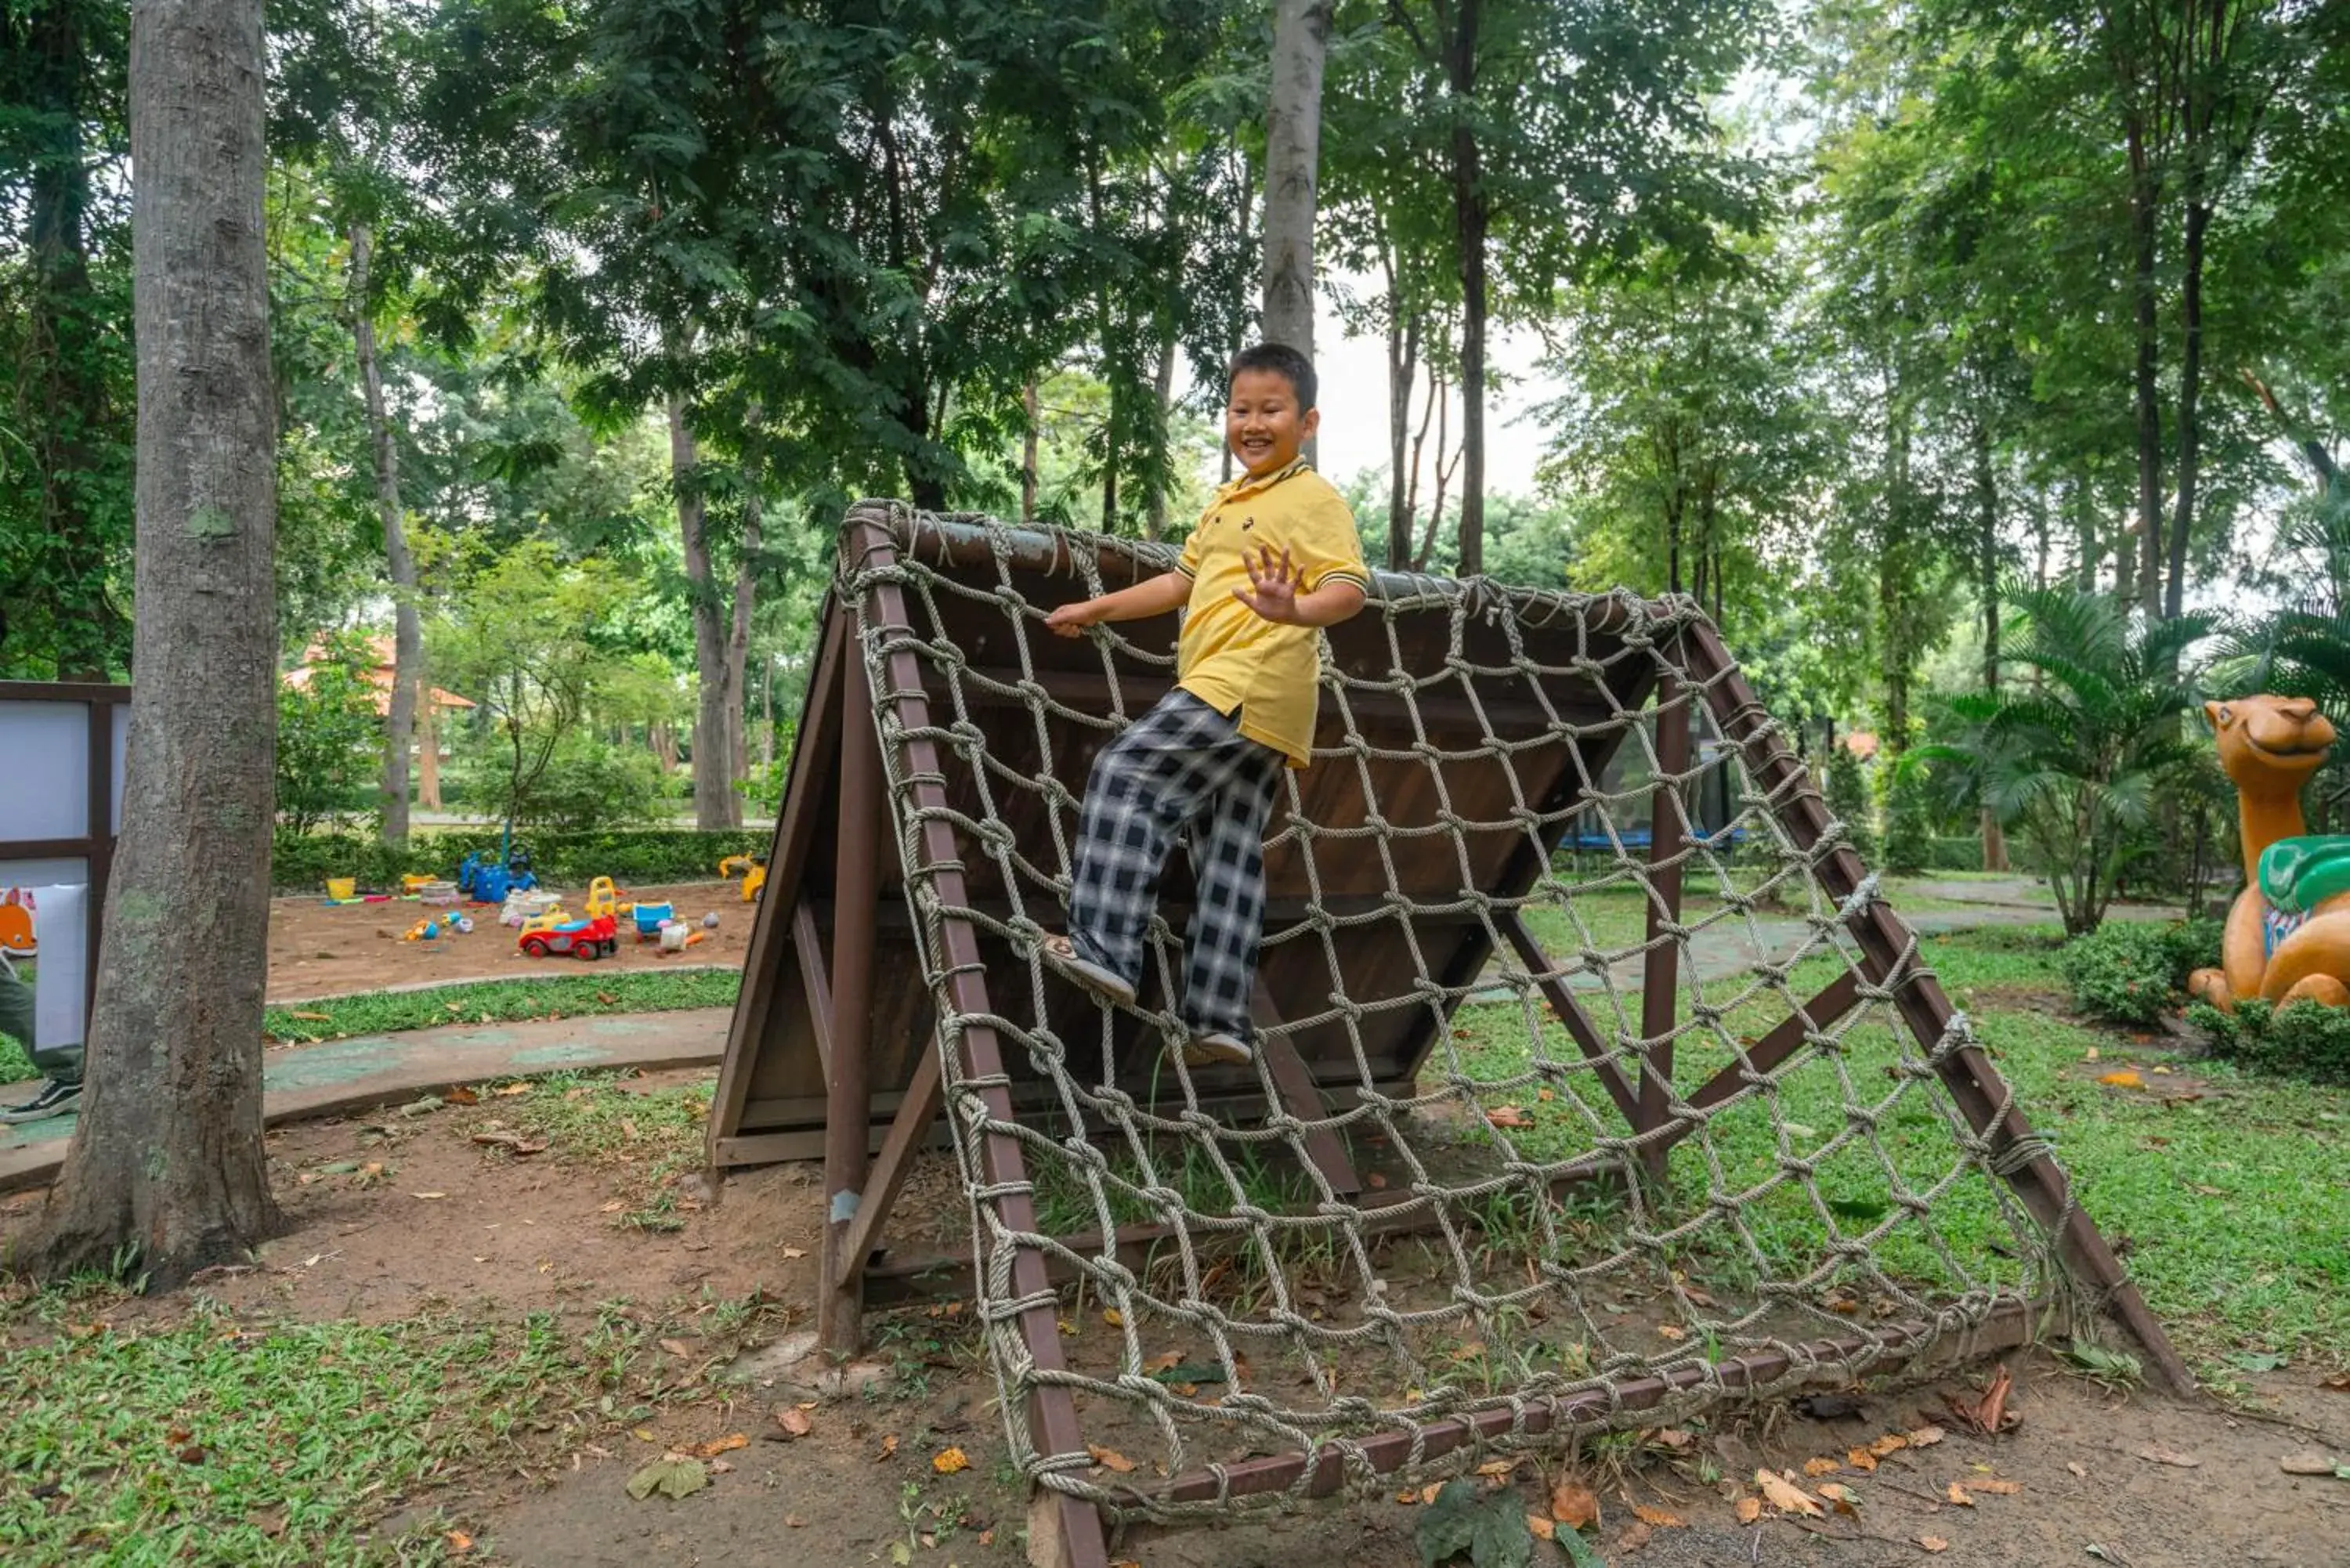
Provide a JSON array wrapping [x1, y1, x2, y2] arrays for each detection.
[[276, 633, 384, 835], [1824, 745, 1876, 862], [2056, 918, 2225, 1026], [2192, 999, 2350, 1086], [270, 826, 770, 893], [1879, 764, 1935, 875], [512, 738, 667, 833]]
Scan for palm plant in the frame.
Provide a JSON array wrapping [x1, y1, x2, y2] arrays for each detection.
[[1922, 586, 2210, 935]]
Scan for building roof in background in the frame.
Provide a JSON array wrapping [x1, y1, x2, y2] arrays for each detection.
[[285, 636, 475, 716]]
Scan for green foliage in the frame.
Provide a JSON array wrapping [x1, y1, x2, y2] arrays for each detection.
[[1922, 587, 2209, 934], [450, 731, 667, 834], [273, 630, 383, 834], [1879, 762, 1935, 876], [1824, 744, 1878, 863], [269, 826, 767, 893], [2058, 919, 2222, 1027], [1415, 1479, 1537, 1568], [2193, 999, 2350, 1087]]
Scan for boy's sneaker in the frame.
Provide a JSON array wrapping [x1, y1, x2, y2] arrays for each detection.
[[0, 1078, 81, 1124], [1180, 1033, 1254, 1068], [1039, 934, 1137, 1009]]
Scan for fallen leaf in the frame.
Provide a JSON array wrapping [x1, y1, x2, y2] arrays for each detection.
[[599, 1199, 625, 1213], [660, 1339, 692, 1358], [1421, 1483, 1444, 1505], [2280, 1451, 2339, 1476], [1734, 1497, 1762, 1525], [1476, 1458, 1515, 1478], [1087, 1444, 1136, 1473], [411, 1192, 448, 1201], [443, 1086, 480, 1105], [780, 1245, 806, 1259], [287, 1010, 332, 1022], [1907, 1424, 1947, 1448], [2084, 1046, 2101, 1061], [1817, 1483, 1860, 1519], [1868, 1433, 1911, 1458], [1803, 1457, 1841, 1477], [1846, 1448, 1879, 1472], [785, 1515, 805, 1527], [1550, 1479, 1600, 1528], [2322, 1373, 2350, 1393], [1103, 1307, 1124, 1327], [1631, 1504, 1685, 1528], [876, 1433, 898, 1460], [934, 1447, 970, 1474], [689, 1433, 748, 1458], [1655, 1323, 1687, 1340], [1616, 1521, 1653, 1552], [1945, 1483, 1974, 1507], [1526, 1515, 1556, 1541], [890, 1545, 911, 1567], [1756, 1469, 1824, 1518], [446, 1530, 474, 1554], [1974, 1479, 2021, 1495], [2066, 1461, 2088, 1478], [1919, 1536, 1949, 1554], [1486, 1104, 1534, 1129], [495, 1082, 533, 1097], [772, 1407, 811, 1440], [625, 1457, 708, 1501], [1397, 1489, 1419, 1505], [2098, 1070, 2143, 1089], [1144, 1351, 1183, 1374], [2136, 1446, 2200, 1468], [1945, 1365, 2016, 1436], [176, 1446, 206, 1465], [1650, 1428, 1694, 1450]]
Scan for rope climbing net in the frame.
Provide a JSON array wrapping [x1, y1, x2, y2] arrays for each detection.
[[839, 503, 2084, 1524]]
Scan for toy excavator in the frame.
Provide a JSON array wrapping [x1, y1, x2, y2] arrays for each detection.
[[718, 854, 766, 904], [2188, 695, 2350, 1011]]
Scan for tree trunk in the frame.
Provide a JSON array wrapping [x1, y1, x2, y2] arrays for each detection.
[[2125, 120, 2164, 620], [1386, 294, 1419, 573], [349, 222, 420, 845], [723, 479, 761, 828], [2164, 196, 2209, 627], [1446, 0, 1487, 576], [1260, 0, 1331, 363], [1973, 416, 2009, 872], [25, 0, 118, 679], [668, 392, 733, 831], [1145, 327, 1176, 541], [34, 0, 282, 1286], [1021, 377, 1039, 522], [418, 680, 443, 811]]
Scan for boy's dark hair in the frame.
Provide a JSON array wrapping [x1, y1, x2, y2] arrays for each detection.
[[1228, 341, 1317, 411]]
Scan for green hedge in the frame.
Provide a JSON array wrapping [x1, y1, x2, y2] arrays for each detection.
[[270, 827, 771, 894], [2056, 918, 2224, 1026], [2190, 998, 2350, 1086]]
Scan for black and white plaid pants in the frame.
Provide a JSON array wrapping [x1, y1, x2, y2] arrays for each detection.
[[1068, 688, 1285, 1040]]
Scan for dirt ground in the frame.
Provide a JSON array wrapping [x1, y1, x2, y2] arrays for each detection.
[[266, 880, 754, 1002], [5, 1068, 2344, 1568]]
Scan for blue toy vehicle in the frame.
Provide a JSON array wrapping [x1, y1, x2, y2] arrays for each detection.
[[458, 843, 538, 905]]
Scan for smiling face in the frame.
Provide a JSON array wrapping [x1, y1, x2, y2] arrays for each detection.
[[2208, 695, 2336, 791], [1225, 367, 1318, 479]]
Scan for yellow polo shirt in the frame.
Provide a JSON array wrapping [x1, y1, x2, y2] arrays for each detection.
[[1173, 459, 1370, 768]]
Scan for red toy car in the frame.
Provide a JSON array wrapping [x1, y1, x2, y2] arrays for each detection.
[[519, 912, 619, 961]]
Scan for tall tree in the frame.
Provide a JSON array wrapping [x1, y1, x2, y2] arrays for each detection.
[[1260, 0, 1332, 359], [346, 220, 422, 843], [34, 0, 280, 1284], [1375, 0, 1768, 575]]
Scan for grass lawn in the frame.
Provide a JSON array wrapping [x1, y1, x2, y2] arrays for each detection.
[[1444, 922, 2350, 1373], [262, 970, 739, 1046]]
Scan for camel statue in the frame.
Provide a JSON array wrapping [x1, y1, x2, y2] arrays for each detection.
[[2187, 695, 2350, 1011]]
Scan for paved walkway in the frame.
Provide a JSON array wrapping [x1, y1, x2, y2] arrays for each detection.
[[0, 1008, 730, 1194]]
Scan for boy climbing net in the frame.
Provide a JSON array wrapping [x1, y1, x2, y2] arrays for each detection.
[[1039, 342, 1369, 1065]]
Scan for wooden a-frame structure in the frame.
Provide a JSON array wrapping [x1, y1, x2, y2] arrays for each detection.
[[709, 505, 2186, 1568]]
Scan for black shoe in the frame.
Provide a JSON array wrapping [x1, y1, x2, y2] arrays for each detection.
[[0, 1078, 81, 1124]]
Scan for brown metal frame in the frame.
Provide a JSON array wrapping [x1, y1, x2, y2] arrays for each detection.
[[709, 511, 2186, 1565], [0, 681, 129, 1018]]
